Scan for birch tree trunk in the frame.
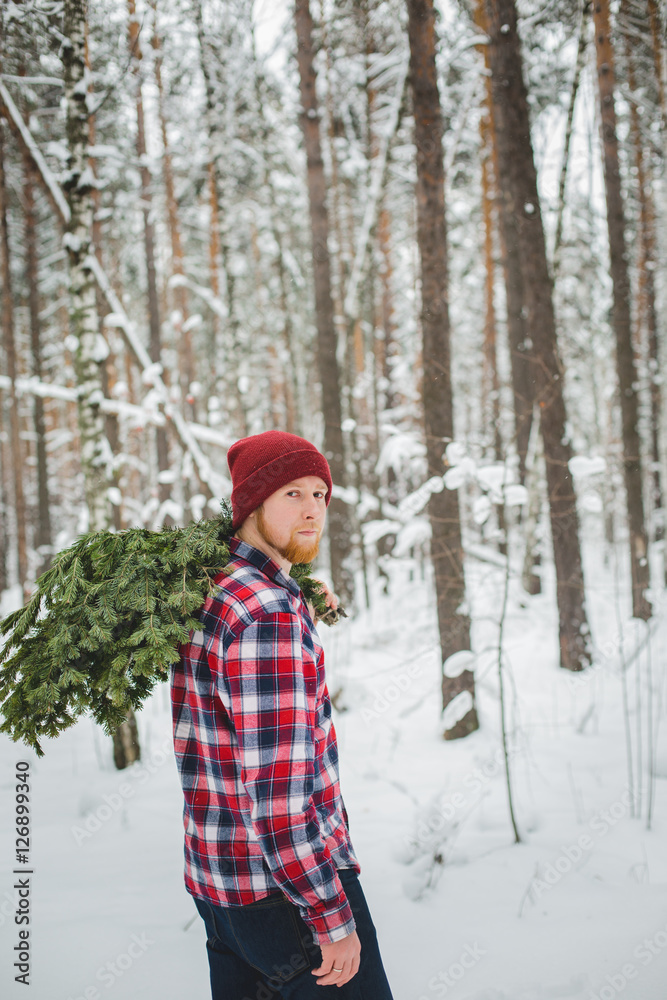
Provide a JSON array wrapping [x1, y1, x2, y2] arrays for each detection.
[[592, 0, 651, 620], [484, 0, 592, 670], [294, 0, 355, 607], [407, 0, 478, 736], [62, 0, 111, 534], [63, 0, 140, 768], [0, 123, 29, 591]]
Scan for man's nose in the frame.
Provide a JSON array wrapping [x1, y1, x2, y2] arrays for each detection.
[[303, 498, 321, 519]]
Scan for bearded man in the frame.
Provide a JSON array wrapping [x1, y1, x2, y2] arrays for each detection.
[[171, 431, 394, 999]]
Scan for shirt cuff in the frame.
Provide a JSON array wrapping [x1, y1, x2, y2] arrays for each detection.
[[300, 890, 356, 946]]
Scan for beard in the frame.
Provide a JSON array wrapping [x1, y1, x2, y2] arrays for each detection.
[[255, 506, 321, 565]]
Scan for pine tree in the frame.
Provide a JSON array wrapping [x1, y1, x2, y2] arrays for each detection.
[[407, 0, 478, 737], [484, 0, 592, 671], [592, 0, 651, 620], [294, 0, 357, 609]]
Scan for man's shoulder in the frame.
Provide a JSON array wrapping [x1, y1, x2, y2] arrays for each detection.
[[202, 559, 298, 634]]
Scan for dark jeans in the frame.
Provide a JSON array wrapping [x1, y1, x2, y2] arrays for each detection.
[[193, 869, 395, 1000]]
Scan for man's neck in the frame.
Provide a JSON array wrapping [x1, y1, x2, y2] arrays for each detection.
[[233, 527, 292, 576]]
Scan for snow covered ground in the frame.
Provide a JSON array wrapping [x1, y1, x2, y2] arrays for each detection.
[[1, 529, 666, 1000]]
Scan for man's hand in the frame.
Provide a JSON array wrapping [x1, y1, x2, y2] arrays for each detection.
[[307, 578, 339, 622], [313, 578, 339, 613], [311, 929, 361, 987]]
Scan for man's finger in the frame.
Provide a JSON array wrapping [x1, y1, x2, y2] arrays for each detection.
[[310, 960, 334, 976], [314, 961, 350, 987]]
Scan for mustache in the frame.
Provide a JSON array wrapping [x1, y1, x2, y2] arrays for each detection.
[[284, 524, 322, 557]]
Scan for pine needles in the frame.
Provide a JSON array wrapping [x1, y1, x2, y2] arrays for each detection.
[[0, 501, 344, 756]]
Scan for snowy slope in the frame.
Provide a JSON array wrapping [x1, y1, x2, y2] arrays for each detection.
[[1, 536, 666, 1000]]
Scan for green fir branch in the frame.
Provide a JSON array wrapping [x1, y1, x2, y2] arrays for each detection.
[[0, 502, 345, 755]]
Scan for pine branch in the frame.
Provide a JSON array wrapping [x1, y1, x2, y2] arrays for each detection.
[[0, 499, 345, 756]]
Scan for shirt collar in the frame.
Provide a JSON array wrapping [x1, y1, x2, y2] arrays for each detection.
[[228, 536, 302, 600]]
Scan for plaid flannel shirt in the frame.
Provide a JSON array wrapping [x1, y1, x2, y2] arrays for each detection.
[[170, 536, 360, 944]]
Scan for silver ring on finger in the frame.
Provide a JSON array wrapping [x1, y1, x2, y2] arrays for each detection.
[[333, 967, 343, 973]]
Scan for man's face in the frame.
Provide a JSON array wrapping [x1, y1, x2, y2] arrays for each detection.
[[254, 476, 328, 565]]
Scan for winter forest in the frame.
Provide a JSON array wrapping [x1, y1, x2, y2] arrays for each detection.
[[1, 0, 667, 997]]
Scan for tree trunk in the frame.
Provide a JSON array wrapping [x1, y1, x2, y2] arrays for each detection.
[[248, 18, 303, 434], [85, 27, 122, 533], [62, 0, 112, 533], [361, 8, 393, 601], [479, 96, 507, 555], [480, 105, 502, 464], [623, 1, 666, 584], [407, 0, 478, 736], [206, 159, 222, 396], [552, 0, 591, 275], [497, 178, 533, 488], [63, 0, 139, 768], [647, 0, 666, 132], [22, 152, 52, 568], [0, 76, 219, 503], [320, 0, 373, 609], [474, 0, 533, 486], [112, 706, 141, 771], [0, 123, 29, 591], [150, 2, 196, 422], [592, 0, 651, 620], [0, 429, 8, 593], [377, 202, 397, 411], [127, 0, 171, 516], [195, 5, 249, 438], [484, 0, 592, 670], [294, 0, 355, 607]]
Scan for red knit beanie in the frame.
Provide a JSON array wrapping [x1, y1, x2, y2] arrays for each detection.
[[228, 430, 333, 531]]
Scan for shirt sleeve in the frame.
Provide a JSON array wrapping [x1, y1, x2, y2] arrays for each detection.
[[215, 610, 355, 945]]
